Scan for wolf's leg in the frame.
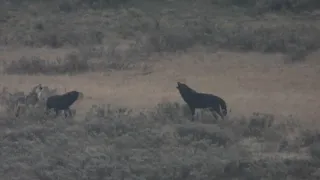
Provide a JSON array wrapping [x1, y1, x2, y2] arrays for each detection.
[[220, 105, 228, 118], [63, 110, 68, 118], [209, 108, 221, 120], [68, 108, 74, 117], [189, 106, 195, 121], [54, 109, 60, 118], [45, 107, 50, 116], [212, 112, 220, 120], [64, 108, 72, 118], [15, 106, 21, 117], [216, 110, 224, 120]]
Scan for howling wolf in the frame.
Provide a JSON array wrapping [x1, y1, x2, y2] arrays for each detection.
[[176, 82, 228, 121]]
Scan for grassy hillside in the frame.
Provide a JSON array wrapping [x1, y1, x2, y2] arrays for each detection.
[[2, 0, 320, 75], [1, 0, 320, 179]]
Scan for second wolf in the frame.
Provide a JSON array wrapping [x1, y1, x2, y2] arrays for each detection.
[[176, 82, 228, 121], [45, 90, 84, 118]]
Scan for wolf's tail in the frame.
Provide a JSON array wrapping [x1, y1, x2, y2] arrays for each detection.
[[219, 98, 228, 116]]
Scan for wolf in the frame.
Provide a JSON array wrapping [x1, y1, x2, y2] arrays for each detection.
[[15, 84, 43, 117], [176, 82, 228, 121], [45, 90, 84, 118]]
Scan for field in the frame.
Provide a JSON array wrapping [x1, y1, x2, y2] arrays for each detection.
[[1, 0, 320, 179]]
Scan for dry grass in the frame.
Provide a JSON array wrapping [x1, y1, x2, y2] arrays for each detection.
[[2, 0, 320, 63], [0, 101, 319, 180], [1, 49, 319, 120], [1, 43, 149, 74], [1, 0, 320, 179]]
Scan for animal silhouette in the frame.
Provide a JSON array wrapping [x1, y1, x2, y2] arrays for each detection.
[[176, 82, 228, 121], [45, 90, 84, 118], [15, 84, 43, 117]]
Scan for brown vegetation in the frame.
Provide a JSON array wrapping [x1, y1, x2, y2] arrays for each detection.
[[1, 0, 320, 179]]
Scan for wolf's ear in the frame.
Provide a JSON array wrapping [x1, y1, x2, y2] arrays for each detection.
[[176, 82, 181, 88]]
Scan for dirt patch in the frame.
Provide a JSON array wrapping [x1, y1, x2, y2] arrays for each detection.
[[1, 48, 319, 121]]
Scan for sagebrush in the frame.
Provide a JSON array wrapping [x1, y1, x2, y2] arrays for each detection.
[[1, 0, 320, 66], [0, 102, 318, 179]]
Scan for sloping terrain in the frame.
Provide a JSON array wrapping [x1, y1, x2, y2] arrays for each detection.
[[1, 0, 320, 179]]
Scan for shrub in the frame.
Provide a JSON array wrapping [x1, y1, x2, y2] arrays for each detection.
[[243, 112, 275, 137], [3, 1, 320, 61], [3, 54, 90, 75], [130, 18, 320, 61], [310, 142, 320, 160], [3, 41, 151, 75], [0, 101, 317, 180], [175, 123, 236, 147], [212, 0, 320, 13]]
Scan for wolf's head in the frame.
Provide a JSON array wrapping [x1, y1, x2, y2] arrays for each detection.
[[31, 84, 43, 95], [176, 82, 196, 94], [63, 91, 84, 100], [176, 82, 186, 90], [72, 91, 84, 105]]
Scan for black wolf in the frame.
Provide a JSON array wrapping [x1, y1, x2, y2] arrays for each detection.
[[46, 91, 83, 118], [176, 82, 228, 121]]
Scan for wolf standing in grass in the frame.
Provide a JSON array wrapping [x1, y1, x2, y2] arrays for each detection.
[[15, 84, 44, 117], [176, 82, 228, 121], [44, 91, 84, 118]]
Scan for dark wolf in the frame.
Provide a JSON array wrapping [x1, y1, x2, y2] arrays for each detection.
[[45, 90, 84, 118], [176, 82, 228, 121]]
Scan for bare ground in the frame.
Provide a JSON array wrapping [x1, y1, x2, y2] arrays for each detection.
[[1, 47, 319, 121]]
